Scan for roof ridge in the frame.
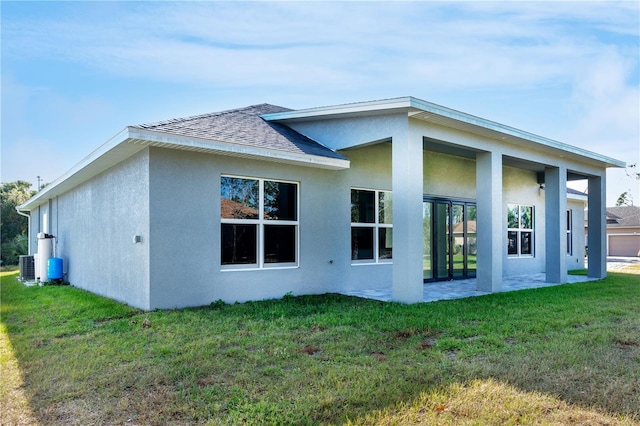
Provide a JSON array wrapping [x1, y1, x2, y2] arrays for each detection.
[[135, 103, 291, 129]]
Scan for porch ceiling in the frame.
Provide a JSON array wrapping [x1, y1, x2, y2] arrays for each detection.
[[423, 138, 593, 181], [422, 136, 478, 160]]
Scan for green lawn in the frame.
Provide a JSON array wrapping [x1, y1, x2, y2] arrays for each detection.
[[1, 270, 639, 425]]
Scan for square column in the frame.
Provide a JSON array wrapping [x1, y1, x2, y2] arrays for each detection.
[[391, 125, 424, 303], [475, 151, 503, 292], [587, 174, 607, 278], [544, 166, 567, 283]]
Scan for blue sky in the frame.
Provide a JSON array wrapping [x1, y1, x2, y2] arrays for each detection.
[[2, 1, 639, 205]]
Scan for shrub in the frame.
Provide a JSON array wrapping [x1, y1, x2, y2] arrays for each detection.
[[1, 233, 28, 265]]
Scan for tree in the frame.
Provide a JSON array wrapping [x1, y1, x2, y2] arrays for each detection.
[[616, 164, 640, 207], [1, 181, 36, 264], [616, 191, 633, 207]]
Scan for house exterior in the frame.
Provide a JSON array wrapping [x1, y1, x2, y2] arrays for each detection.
[[584, 206, 640, 257], [605, 206, 640, 256], [585, 206, 640, 257], [17, 97, 624, 310]]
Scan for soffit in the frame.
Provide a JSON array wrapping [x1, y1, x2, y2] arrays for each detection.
[[408, 109, 622, 169], [264, 96, 625, 169]]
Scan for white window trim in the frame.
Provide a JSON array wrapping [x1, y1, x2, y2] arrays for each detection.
[[351, 187, 393, 265], [221, 175, 299, 270], [507, 204, 535, 258], [566, 209, 573, 256]]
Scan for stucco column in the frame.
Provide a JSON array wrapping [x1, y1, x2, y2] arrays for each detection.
[[475, 151, 503, 292], [544, 166, 567, 283], [391, 123, 424, 303], [587, 174, 607, 278]]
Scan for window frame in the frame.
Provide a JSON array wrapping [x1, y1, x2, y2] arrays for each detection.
[[221, 175, 299, 270], [566, 209, 573, 256], [507, 203, 535, 258], [350, 188, 393, 265]]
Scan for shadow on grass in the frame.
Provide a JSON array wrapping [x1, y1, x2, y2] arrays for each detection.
[[1, 271, 639, 425]]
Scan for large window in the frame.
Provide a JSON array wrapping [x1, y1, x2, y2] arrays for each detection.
[[221, 176, 298, 268], [507, 204, 534, 257], [351, 189, 393, 263]]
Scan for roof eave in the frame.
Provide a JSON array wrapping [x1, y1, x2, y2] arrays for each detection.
[[261, 96, 414, 121], [408, 97, 626, 168], [17, 127, 350, 211], [567, 193, 588, 202], [263, 96, 626, 169], [127, 127, 350, 170]]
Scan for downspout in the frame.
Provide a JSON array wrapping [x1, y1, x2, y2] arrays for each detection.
[[15, 207, 32, 254]]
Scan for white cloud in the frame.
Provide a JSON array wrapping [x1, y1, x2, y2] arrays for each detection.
[[2, 1, 638, 203], [565, 48, 639, 159], [4, 2, 636, 94]]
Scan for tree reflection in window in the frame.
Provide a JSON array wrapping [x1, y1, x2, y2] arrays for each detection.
[[221, 176, 298, 267], [221, 177, 258, 219], [264, 181, 297, 221], [351, 189, 392, 262], [507, 204, 534, 257]]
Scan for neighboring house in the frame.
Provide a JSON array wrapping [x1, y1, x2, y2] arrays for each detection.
[[17, 97, 624, 310], [585, 206, 640, 257]]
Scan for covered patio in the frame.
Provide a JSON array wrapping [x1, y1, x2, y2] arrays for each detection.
[[339, 273, 599, 303]]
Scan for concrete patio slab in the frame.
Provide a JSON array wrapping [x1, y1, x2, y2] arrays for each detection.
[[339, 273, 600, 303]]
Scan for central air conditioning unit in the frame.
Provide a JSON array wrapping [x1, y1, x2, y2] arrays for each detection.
[[19, 255, 35, 281]]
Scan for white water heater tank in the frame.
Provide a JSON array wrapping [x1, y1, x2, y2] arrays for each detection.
[[37, 233, 54, 282]]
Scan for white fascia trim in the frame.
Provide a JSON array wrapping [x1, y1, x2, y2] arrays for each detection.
[[127, 127, 350, 170], [408, 97, 626, 169], [567, 193, 588, 202], [261, 96, 414, 121], [18, 127, 349, 211]]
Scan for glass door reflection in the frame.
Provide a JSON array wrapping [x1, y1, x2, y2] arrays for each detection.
[[423, 202, 433, 280], [423, 198, 476, 282]]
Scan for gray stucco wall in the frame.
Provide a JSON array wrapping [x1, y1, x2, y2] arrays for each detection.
[[33, 149, 151, 309], [28, 137, 588, 310], [146, 147, 345, 308], [333, 143, 393, 292], [423, 151, 476, 200], [502, 166, 546, 276], [138, 143, 579, 307], [422, 152, 555, 277]]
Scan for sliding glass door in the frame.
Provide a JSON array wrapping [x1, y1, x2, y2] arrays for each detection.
[[423, 198, 476, 282]]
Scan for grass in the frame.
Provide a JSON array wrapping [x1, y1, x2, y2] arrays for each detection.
[[1, 268, 639, 425]]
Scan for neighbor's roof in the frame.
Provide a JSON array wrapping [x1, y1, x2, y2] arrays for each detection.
[[606, 206, 640, 227], [567, 188, 587, 196], [567, 187, 588, 201], [18, 104, 349, 211]]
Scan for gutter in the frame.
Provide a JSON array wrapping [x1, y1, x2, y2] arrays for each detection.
[[15, 207, 32, 254]]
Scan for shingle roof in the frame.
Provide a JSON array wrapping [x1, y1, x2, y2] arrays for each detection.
[[567, 187, 587, 196], [606, 206, 640, 227], [132, 103, 347, 161]]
